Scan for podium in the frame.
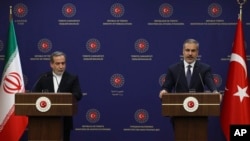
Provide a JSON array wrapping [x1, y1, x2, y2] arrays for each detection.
[[15, 93, 77, 141], [161, 93, 220, 141]]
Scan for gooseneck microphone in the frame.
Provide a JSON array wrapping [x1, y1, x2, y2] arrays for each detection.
[[199, 73, 205, 91], [30, 73, 48, 92], [174, 66, 183, 93]]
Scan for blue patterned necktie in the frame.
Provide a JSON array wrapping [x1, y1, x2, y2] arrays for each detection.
[[186, 65, 192, 87]]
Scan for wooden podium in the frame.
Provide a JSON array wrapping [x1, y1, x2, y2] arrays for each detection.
[[15, 93, 77, 141], [161, 93, 220, 141]]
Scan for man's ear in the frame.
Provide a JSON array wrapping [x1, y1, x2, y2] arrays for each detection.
[[50, 62, 53, 68]]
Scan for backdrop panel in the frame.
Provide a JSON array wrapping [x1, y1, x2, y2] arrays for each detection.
[[0, 0, 250, 141]]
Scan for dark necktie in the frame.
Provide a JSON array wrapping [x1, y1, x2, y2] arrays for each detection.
[[186, 65, 192, 87]]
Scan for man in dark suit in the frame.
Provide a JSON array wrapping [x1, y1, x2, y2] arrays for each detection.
[[159, 39, 221, 141], [159, 38, 218, 98], [33, 51, 82, 141]]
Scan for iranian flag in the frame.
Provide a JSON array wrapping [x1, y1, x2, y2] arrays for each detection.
[[0, 9, 28, 141]]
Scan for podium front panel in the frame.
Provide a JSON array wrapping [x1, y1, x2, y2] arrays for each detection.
[[15, 93, 77, 116], [161, 93, 220, 117]]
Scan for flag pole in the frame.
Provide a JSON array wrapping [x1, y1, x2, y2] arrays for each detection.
[[237, 0, 247, 20], [9, 6, 12, 21]]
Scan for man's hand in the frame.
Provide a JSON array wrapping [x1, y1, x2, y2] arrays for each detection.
[[159, 90, 168, 98]]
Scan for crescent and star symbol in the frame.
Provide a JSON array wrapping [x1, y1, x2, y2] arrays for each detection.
[[188, 101, 194, 108], [228, 53, 250, 102]]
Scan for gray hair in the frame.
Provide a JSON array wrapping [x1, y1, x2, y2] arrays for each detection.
[[50, 51, 66, 63], [183, 38, 199, 50]]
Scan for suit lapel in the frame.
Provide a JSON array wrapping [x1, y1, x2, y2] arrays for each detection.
[[58, 72, 67, 92], [189, 62, 199, 88], [179, 62, 189, 90], [47, 72, 55, 92]]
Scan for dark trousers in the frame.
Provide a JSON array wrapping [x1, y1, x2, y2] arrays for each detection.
[[63, 116, 72, 141], [63, 129, 71, 141]]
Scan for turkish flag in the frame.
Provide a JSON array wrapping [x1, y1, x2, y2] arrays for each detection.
[[220, 16, 250, 141]]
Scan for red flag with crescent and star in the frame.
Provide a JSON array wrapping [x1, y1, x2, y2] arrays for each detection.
[[220, 11, 250, 141]]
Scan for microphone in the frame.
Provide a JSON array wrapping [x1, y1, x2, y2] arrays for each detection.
[[174, 66, 183, 93], [30, 73, 48, 92], [198, 73, 205, 91]]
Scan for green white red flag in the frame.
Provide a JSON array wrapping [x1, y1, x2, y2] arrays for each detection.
[[0, 8, 28, 141]]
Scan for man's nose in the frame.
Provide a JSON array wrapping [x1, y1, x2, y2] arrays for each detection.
[[59, 64, 63, 68], [187, 51, 192, 54]]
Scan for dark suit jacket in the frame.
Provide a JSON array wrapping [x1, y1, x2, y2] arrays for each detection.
[[162, 61, 217, 93], [33, 71, 82, 130]]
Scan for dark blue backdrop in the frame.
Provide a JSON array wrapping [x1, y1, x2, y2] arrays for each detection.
[[1, 0, 250, 141]]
